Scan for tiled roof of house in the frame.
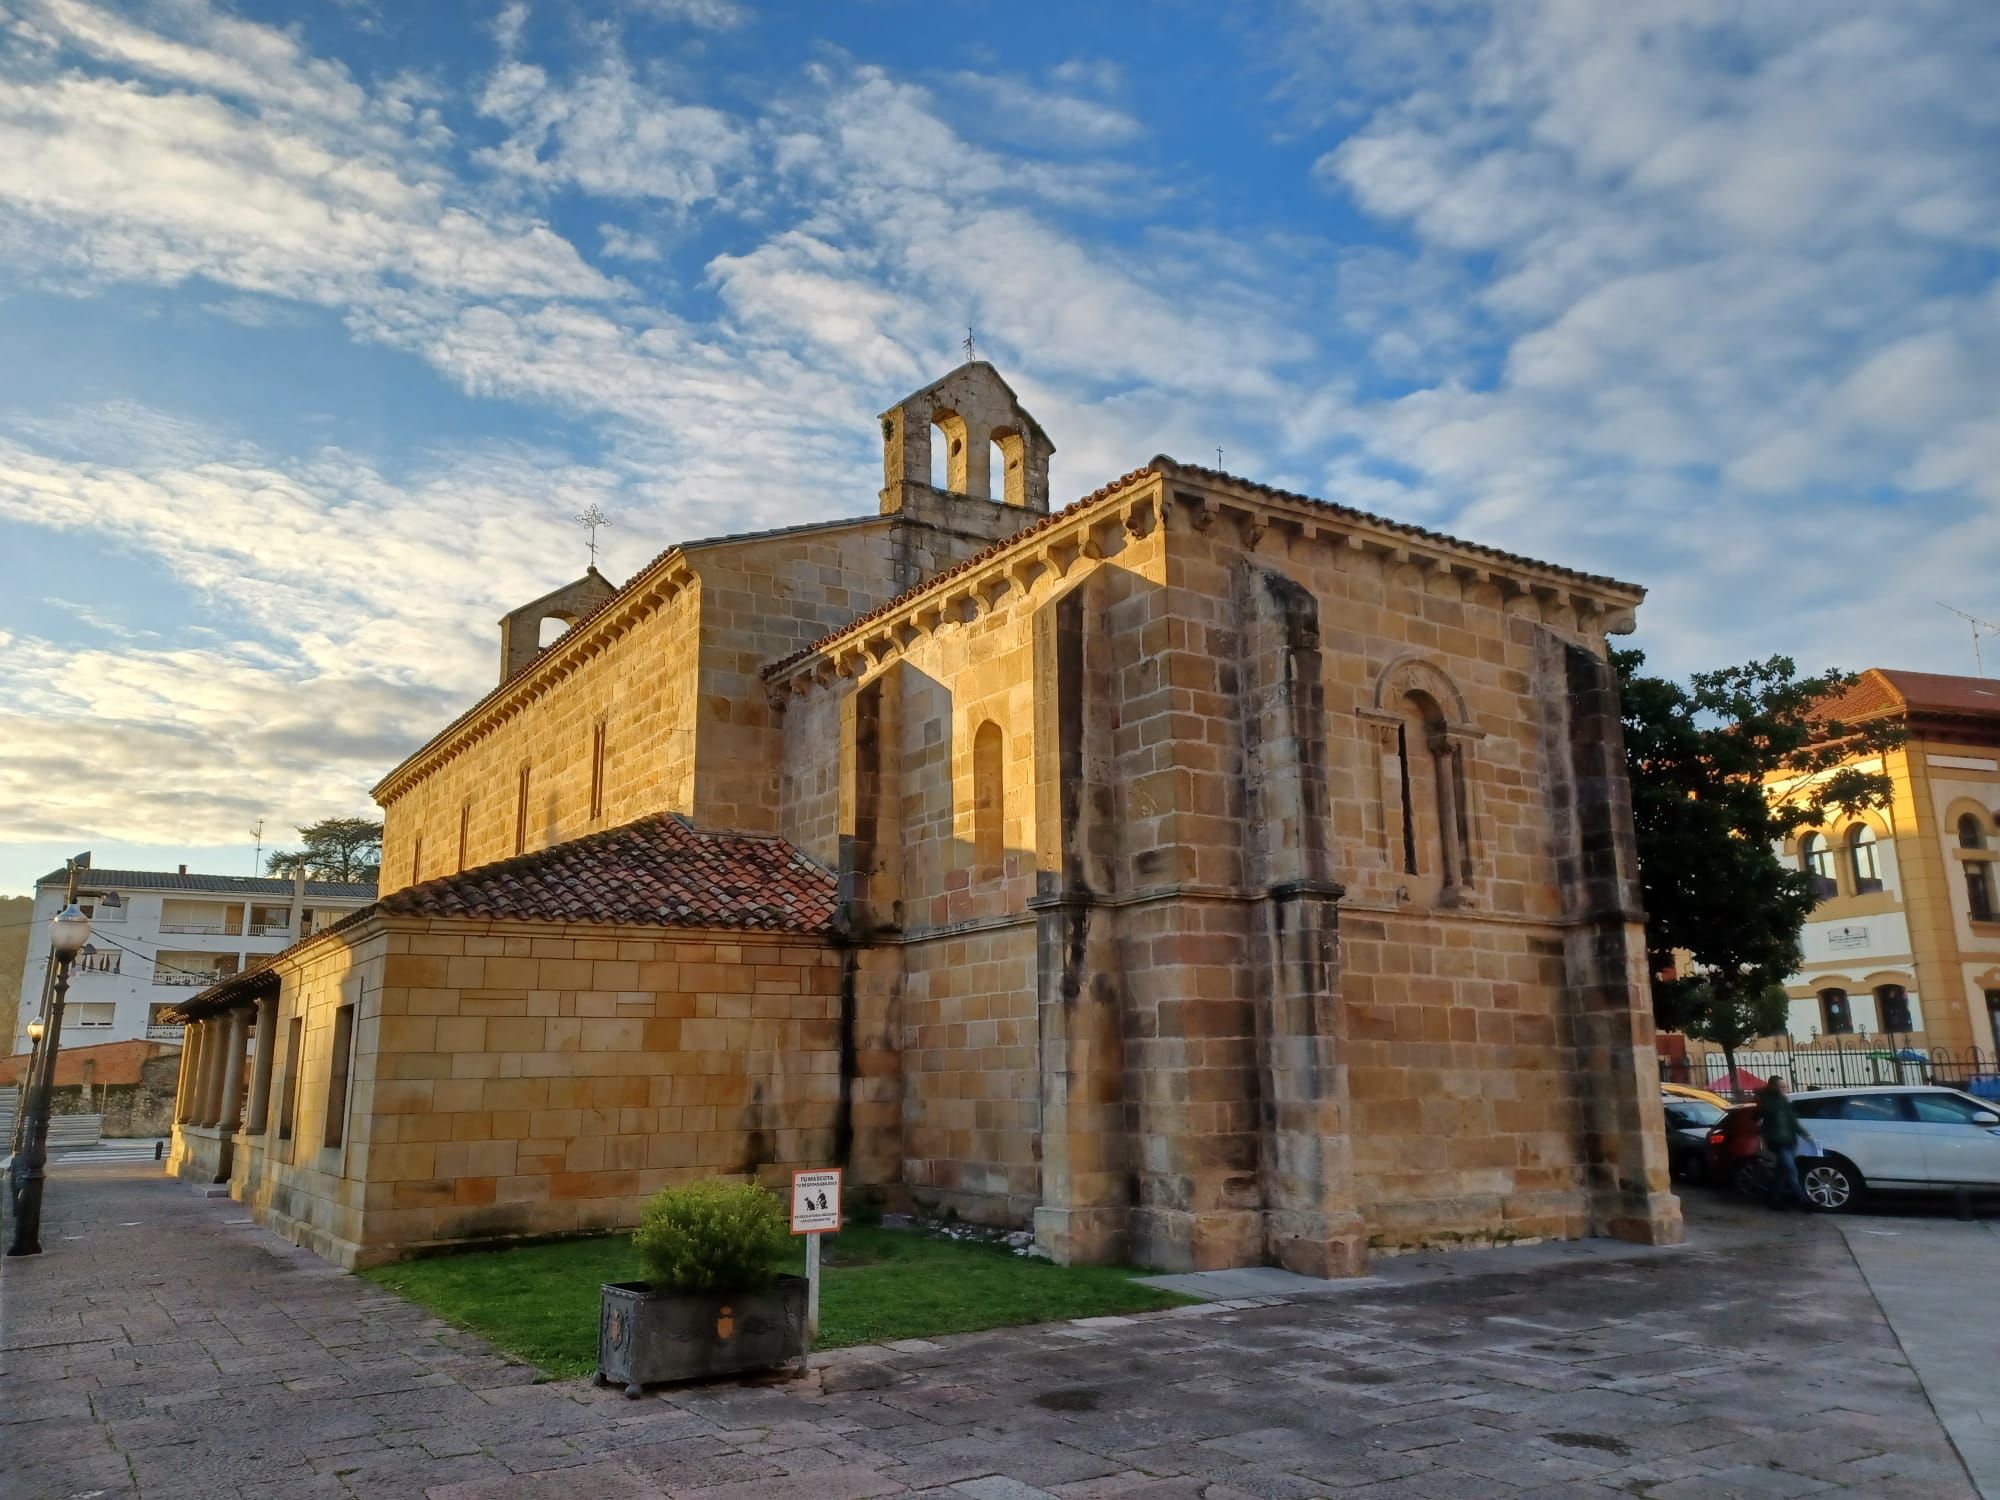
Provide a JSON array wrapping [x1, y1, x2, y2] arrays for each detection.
[[761, 456, 1645, 680], [33, 866, 376, 899], [167, 815, 837, 1020], [0, 1038, 178, 1088], [377, 814, 836, 933], [1815, 669, 2000, 728]]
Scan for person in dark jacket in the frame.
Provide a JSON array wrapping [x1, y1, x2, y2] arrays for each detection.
[[1757, 1076, 1808, 1210]]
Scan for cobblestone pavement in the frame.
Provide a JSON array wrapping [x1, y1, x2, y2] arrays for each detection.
[[1, 1163, 1980, 1499]]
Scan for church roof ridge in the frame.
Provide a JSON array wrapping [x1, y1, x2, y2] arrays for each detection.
[[372, 511, 886, 802], [760, 456, 1644, 682]]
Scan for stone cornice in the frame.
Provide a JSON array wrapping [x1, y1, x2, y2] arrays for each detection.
[[373, 512, 892, 805], [373, 558, 701, 804], [763, 459, 1646, 702]]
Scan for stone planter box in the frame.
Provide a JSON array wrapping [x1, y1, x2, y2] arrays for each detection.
[[596, 1275, 808, 1395]]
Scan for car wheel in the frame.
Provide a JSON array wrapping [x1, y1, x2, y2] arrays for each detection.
[[1801, 1157, 1861, 1213], [1731, 1157, 1769, 1199]]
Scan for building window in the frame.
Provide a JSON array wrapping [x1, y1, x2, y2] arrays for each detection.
[[1875, 984, 1912, 1034], [69, 1003, 115, 1029], [278, 1015, 303, 1142], [1970, 863, 1996, 924], [1848, 826, 1883, 894], [515, 763, 531, 855], [1959, 814, 1987, 850], [411, 835, 423, 887], [1801, 833, 1838, 900], [323, 1003, 355, 1149], [457, 800, 470, 872], [589, 720, 607, 821], [1818, 987, 1853, 1036], [972, 719, 1004, 878]]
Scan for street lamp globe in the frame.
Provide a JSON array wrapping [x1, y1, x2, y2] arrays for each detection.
[[26, 1018, 43, 1042], [48, 903, 93, 962]]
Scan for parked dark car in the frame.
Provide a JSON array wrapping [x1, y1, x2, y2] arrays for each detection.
[[1661, 1094, 1728, 1181]]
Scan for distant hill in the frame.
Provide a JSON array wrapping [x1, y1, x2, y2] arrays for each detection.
[[0, 895, 31, 1057]]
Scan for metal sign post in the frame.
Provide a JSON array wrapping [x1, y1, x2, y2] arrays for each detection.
[[789, 1167, 841, 1372]]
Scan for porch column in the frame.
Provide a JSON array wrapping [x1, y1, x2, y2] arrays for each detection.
[[174, 1020, 205, 1124], [198, 1018, 226, 1127], [218, 1008, 250, 1133], [245, 994, 279, 1135]]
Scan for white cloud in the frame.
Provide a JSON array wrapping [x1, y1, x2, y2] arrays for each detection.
[[631, 0, 750, 29], [944, 69, 1143, 150], [477, 54, 749, 206]]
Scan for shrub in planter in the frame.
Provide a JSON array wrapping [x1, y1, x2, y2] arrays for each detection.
[[598, 1179, 807, 1395], [634, 1179, 790, 1293]]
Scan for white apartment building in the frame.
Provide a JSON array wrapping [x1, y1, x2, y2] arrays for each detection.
[[12, 856, 375, 1055]]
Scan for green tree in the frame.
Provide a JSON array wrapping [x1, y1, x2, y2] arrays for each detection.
[[1615, 651, 1902, 1091], [267, 817, 383, 885]]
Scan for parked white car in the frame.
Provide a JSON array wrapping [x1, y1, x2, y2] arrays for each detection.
[[1790, 1086, 2000, 1210]]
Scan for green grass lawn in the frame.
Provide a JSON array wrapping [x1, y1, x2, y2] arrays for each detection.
[[361, 1225, 1193, 1379]]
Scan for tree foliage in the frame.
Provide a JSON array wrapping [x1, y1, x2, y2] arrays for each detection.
[[266, 817, 383, 885], [1614, 651, 1902, 1061]]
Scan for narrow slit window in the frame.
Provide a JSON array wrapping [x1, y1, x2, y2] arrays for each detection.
[[323, 1003, 355, 1149], [278, 1015, 303, 1142], [515, 764, 531, 855], [972, 719, 1004, 877], [410, 835, 422, 887], [590, 721, 607, 821], [1396, 723, 1417, 875], [457, 801, 470, 872]]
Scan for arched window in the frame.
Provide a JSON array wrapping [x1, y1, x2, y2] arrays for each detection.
[[972, 719, 1004, 879], [538, 615, 570, 647], [1875, 984, 1912, 1034], [1800, 833, 1838, 900], [1848, 826, 1883, 894], [1393, 691, 1446, 881], [1818, 987, 1853, 1036], [1960, 814, 1987, 850]]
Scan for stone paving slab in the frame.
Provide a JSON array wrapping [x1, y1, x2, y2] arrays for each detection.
[[0, 1162, 1983, 1499]]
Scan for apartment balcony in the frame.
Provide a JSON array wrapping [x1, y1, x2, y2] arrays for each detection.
[[157, 921, 241, 936], [146, 1022, 186, 1041], [151, 971, 227, 988], [244, 921, 292, 938]]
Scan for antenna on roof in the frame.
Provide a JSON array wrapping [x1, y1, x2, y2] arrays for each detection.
[[962, 327, 976, 362], [1937, 601, 1999, 676], [250, 818, 265, 875]]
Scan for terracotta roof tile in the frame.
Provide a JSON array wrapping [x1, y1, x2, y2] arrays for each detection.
[[379, 814, 836, 934], [1815, 668, 2000, 727]]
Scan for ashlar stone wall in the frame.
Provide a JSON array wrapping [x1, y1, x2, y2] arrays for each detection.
[[175, 916, 846, 1268], [771, 464, 1679, 1272]]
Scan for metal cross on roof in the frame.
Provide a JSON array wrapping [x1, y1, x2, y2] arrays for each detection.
[[575, 504, 612, 569], [962, 327, 977, 361]]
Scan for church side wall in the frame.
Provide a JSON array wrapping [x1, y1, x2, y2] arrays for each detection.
[[379, 584, 704, 895]]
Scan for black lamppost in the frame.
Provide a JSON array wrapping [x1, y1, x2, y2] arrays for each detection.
[[8, 902, 94, 1257]]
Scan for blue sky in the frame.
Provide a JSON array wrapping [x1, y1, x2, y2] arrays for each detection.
[[1, 0, 1996, 897]]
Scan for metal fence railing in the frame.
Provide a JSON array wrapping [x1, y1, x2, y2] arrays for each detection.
[[1662, 1042, 2000, 1103]]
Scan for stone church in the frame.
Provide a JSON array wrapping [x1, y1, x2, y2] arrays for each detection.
[[168, 363, 1682, 1271]]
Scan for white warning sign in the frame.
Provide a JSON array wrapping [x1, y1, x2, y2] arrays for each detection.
[[790, 1168, 842, 1234]]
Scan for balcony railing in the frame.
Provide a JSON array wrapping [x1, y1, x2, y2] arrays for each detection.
[[245, 921, 292, 937], [158, 921, 240, 936], [146, 1022, 186, 1040], [73, 951, 123, 974], [151, 970, 235, 988]]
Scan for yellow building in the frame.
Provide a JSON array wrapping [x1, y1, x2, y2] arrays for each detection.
[[1781, 670, 2000, 1057], [167, 362, 1680, 1271]]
